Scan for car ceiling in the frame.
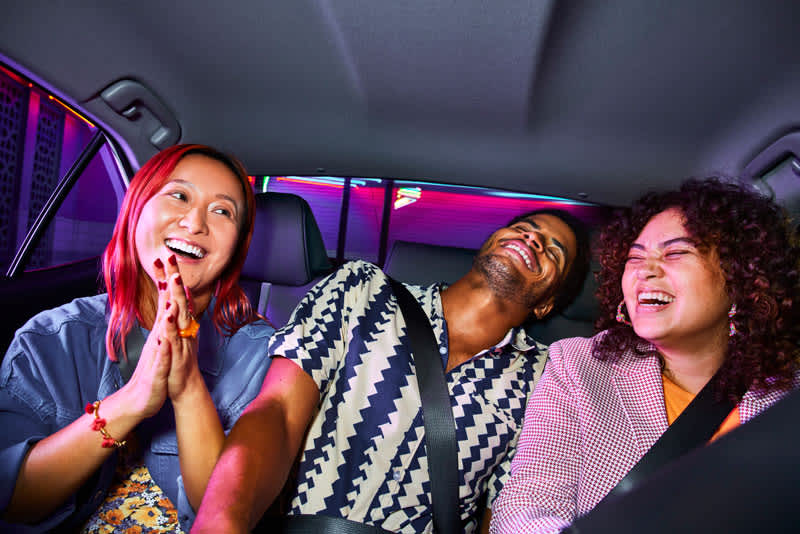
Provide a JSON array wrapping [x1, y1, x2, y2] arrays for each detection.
[[2, 0, 800, 207]]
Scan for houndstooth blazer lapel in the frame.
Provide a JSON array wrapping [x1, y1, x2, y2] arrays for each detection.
[[611, 352, 668, 460]]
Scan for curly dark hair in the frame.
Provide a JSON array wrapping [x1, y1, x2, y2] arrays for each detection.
[[593, 177, 800, 398]]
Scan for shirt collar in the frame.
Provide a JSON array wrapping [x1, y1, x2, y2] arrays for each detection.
[[428, 282, 544, 360]]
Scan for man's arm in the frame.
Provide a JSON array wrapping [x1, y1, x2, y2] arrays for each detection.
[[190, 357, 319, 533]]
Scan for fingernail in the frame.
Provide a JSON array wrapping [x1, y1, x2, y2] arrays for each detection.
[[154, 258, 164, 269], [166, 301, 171, 310], [168, 255, 177, 266], [157, 281, 167, 291], [168, 315, 175, 323], [175, 276, 182, 286], [157, 338, 161, 345]]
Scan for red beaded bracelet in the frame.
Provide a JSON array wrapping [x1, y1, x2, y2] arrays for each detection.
[[85, 400, 127, 448]]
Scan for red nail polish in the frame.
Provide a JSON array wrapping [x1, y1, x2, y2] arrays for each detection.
[[168, 255, 177, 266], [154, 258, 164, 269], [168, 315, 175, 323], [175, 276, 182, 286], [158, 281, 167, 291], [166, 301, 171, 310], [157, 338, 161, 345]]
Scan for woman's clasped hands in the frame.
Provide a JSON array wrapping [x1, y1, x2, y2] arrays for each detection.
[[124, 253, 203, 420]]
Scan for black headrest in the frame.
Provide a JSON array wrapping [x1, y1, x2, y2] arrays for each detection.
[[242, 192, 332, 286], [525, 259, 599, 343], [560, 259, 599, 323], [383, 240, 476, 285]]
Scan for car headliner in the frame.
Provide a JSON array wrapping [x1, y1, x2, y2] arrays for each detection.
[[2, 0, 799, 207]]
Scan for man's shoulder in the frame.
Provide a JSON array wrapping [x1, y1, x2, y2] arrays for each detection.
[[337, 259, 383, 277], [318, 259, 387, 291], [326, 260, 439, 296]]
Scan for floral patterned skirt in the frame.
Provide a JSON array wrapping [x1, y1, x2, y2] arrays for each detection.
[[82, 459, 182, 534]]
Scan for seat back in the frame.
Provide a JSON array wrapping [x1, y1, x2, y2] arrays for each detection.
[[525, 259, 599, 344], [241, 192, 333, 328], [383, 240, 476, 285]]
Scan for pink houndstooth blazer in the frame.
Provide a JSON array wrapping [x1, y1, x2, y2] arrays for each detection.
[[489, 332, 795, 534]]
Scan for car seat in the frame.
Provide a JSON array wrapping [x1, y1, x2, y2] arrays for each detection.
[[383, 240, 476, 286], [241, 192, 333, 328]]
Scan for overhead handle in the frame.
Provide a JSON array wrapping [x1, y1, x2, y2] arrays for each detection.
[[100, 79, 181, 149]]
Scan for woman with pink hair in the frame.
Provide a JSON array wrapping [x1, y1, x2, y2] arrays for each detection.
[[0, 144, 273, 533]]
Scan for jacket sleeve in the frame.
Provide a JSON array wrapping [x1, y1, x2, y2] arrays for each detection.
[[0, 352, 79, 532], [489, 340, 582, 534]]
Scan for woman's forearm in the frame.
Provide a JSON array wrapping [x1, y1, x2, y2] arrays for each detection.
[[4, 389, 142, 523]]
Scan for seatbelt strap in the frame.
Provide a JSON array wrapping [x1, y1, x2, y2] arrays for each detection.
[[118, 325, 146, 383], [389, 277, 460, 534], [601, 369, 738, 503], [269, 514, 393, 534], [258, 281, 272, 317]]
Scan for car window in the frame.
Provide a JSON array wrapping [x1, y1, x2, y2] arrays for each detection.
[[262, 175, 609, 264], [0, 65, 127, 274]]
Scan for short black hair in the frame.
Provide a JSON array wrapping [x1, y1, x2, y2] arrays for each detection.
[[506, 208, 591, 318]]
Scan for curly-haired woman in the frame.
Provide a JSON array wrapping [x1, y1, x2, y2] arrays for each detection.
[[490, 178, 800, 534]]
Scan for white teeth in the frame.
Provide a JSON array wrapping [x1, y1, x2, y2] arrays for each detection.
[[506, 243, 533, 270], [638, 291, 674, 305], [165, 239, 205, 259]]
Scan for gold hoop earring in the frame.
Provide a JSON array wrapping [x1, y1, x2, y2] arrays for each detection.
[[616, 300, 632, 326]]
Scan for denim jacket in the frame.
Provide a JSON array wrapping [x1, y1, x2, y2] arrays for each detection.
[[0, 294, 273, 532]]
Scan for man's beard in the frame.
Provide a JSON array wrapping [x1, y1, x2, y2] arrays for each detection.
[[473, 253, 540, 311]]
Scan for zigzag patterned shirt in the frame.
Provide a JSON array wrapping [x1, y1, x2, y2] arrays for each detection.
[[268, 260, 547, 533]]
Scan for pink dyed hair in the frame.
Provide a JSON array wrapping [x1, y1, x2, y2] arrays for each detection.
[[102, 144, 257, 361]]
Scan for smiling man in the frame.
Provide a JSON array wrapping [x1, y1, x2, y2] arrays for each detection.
[[192, 209, 590, 534]]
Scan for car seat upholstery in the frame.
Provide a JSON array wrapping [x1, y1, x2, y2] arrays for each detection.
[[525, 259, 599, 344], [383, 240, 477, 286], [383, 239, 598, 345], [241, 192, 333, 328]]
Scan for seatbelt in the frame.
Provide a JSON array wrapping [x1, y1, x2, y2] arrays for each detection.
[[118, 325, 147, 383], [389, 277, 460, 534], [269, 515, 393, 534], [257, 281, 272, 317], [599, 369, 738, 503]]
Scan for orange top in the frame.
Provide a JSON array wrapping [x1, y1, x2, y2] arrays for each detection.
[[662, 373, 740, 443]]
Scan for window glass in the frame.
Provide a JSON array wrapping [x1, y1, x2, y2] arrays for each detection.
[[388, 181, 606, 252], [27, 145, 124, 269], [265, 176, 609, 265], [0, 64, 127, 273]]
